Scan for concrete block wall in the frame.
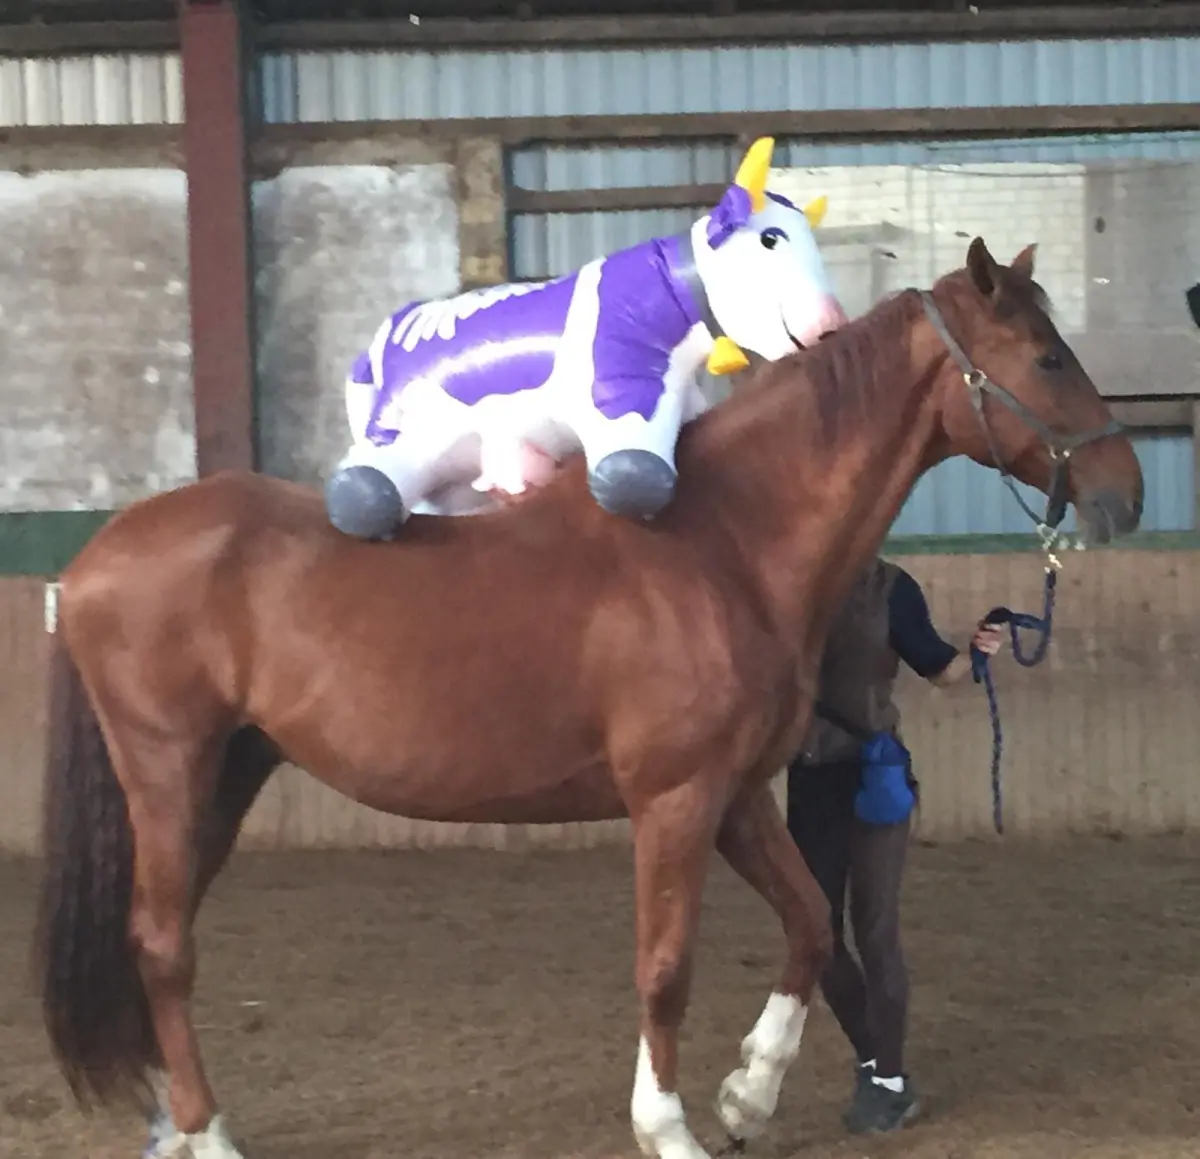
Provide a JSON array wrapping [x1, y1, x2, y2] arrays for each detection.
[[0, 165, 195, 512], [253, 156, 461, 485], [0, 133, 510, 510]]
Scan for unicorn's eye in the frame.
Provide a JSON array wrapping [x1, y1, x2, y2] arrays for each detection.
[[760, 227, 788, 249]]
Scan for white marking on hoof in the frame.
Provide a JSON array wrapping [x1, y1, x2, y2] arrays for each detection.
[[185, 1117, 245, 1159], [144, 1115, 245, 1159], [631, 1036, 711, 1159], [142, 1095, 181, 1158], [716, 993, 808, 1141]]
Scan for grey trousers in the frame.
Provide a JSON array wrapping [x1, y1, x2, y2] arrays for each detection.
[[785, 759, 912, 1077]]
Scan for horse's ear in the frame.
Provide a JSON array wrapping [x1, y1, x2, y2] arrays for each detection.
[[966, 236, 1002, 300], [1010, 243, 1037, 278]]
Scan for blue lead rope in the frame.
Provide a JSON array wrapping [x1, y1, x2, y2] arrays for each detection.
[[968, 566, 1058, 835]]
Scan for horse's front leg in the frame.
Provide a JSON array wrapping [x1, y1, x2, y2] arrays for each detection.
[[713, 782, 833, 1147], [628, 787, 724, 1159]]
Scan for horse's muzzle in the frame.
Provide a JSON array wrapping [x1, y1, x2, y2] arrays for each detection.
[[1076, 486, 1144, 544]]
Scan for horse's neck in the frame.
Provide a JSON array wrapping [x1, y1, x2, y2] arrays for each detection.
[[689, 300, 948, 642]]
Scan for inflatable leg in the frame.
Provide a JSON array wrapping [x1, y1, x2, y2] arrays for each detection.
[[324, 431, 469, 541], [577, 386, 686, 521], [325, 464, 406, 540], [589, 449, 678, 519]]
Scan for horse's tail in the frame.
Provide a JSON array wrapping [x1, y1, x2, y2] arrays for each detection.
[[33, 631, 159, 1109]]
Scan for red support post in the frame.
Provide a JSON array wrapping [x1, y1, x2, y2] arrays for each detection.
[[179, 0, 257, 476]]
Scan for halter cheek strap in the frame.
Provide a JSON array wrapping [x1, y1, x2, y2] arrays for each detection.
[[918, 290, 1124, 539]]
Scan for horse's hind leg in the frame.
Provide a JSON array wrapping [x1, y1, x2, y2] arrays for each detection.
[[191, 727, 283, 917], [118, 737, 246, 1158], [142, 726, 281, 1157], [712, 783, 832, 1147]]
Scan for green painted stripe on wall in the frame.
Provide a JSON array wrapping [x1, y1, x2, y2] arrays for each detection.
[[0, 511, 115, 576], [0, 512, 1197, 576], [883, 531, 1200, 555]]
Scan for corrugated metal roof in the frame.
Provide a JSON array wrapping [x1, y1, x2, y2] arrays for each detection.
[[0, 52, 182, 125], [259, 36, 1200, 123], [5, 36, 1200, 127]]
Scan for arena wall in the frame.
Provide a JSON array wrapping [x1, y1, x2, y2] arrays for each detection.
[[2, 548, 1196, 854]]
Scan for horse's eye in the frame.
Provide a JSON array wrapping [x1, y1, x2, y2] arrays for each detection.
[[760, 227, 787, 249], [1037, 351, 1063, 372]]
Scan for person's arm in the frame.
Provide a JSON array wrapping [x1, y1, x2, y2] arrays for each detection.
[[887, 568, 1003, 688]]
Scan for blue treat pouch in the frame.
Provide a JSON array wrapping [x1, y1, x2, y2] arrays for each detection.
[[854, 732, 916, 825]]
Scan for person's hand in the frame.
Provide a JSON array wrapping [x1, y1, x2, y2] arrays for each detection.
[[970, 620, 1005, 656]]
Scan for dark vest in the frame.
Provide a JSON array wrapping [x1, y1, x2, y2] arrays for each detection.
[[803, 558, 902, 765]]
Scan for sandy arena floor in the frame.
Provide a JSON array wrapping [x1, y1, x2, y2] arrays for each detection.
[[1, 835, 1198, 1159]]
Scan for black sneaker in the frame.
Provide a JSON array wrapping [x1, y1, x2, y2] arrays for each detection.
[[842, 1074, 920, 1134]]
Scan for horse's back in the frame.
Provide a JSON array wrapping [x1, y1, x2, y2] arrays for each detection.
[[56, 466, 804, 820], [64, 467, 616, 672]]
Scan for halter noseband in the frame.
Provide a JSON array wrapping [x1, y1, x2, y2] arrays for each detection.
[[919, 290, 1124, 549]]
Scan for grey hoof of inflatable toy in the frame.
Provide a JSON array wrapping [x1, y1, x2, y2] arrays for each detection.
[[324, 465, 406, 541], [588, 449, 677, 520]]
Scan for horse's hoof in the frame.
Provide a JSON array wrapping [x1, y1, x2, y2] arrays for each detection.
[[142, 1114, 246, 1159], [633, 1124, 657, 1157], [715, 1069, 771, 1143], [588, 450, 677, 520], [324, 465, 406, 541], [142, 1108, 183, 1158]]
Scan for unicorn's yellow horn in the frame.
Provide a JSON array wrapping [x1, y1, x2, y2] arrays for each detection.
[[804, 194, 828, 229], [733, 136, 775, 214]]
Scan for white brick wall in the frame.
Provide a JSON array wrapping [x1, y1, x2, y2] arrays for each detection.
[[773, 162, 1088, 331]]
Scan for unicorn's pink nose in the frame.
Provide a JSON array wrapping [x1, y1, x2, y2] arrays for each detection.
[[786, 293, 850, 349]]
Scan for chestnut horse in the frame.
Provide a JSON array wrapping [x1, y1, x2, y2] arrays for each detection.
[[35, 239, 1142, 1159]]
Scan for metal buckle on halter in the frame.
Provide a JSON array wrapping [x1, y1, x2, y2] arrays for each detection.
[[1036, 524, 1064, 572], [1041, 446, 1074, 570]]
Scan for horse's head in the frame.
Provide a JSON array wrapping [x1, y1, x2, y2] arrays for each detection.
[[930, 237, 1143, 544], [692, 137, 849, 364]]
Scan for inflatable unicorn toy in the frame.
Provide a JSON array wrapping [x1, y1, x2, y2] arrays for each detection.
[[324, 136, 849, 540]]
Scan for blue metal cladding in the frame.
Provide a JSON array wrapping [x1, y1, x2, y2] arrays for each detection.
[[0, 52, 184, 125], [890, 436, 1193, 537], [12, 37, 1198, 132], [257, 37, 1200, 125]]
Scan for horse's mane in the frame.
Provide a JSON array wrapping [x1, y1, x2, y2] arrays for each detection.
[[685, 282, 926, 458], [688, 259, 1054, 459]]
